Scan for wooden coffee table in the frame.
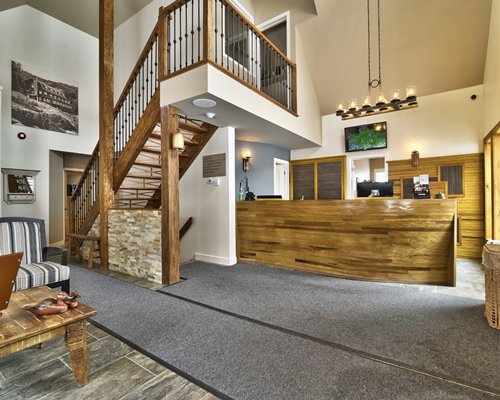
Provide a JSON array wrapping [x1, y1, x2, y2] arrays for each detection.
[[0, 286, 96, 386]]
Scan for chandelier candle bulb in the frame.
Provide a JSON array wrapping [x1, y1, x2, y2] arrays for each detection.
[[391, 89, 401, 102], [406, 85, 417, 100], [362, 95, 372, 108], [349, 99, 359, 111], [336, 102, 346, 116]]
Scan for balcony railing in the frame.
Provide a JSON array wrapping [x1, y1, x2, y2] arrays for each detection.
[[159, 0, 297, 114]]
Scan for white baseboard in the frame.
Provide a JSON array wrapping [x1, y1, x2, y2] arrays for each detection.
[[194, 253, 237, 266]]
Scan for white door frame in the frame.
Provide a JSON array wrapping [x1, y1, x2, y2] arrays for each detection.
[[257, 11, 291, 58], [273, 158, 290, 200], [348, 151, 388, 199]]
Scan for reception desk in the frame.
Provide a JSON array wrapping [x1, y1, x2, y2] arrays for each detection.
[[236, 199, 457, 286]]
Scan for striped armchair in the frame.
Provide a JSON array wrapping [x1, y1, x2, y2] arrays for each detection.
[[0, 217, 69, 292]]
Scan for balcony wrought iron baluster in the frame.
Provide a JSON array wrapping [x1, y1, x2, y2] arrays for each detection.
[[173, 9, 177, 71], [197, 0, 201, 61], [191, 0, 195, 65], [214, 0, 218, 63], [220, 0, 224, 67], [184, 3, 188, 67], [179, 6, 183, 69]]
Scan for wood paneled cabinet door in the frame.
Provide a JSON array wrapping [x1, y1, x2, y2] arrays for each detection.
[[291, 157, 345, 200], [292, 163, 314, 200], [317, 161, 343, 200]]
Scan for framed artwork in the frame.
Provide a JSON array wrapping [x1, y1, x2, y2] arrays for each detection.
[[11, 60, 78, 135]]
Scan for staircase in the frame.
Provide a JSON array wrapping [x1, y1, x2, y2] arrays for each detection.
[[69, 21, 217, 238]]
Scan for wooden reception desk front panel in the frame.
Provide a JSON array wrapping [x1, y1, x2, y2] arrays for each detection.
[[236, 199, 457, 286]]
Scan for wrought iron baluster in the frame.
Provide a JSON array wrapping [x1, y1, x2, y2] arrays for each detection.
[[179, 6, 183, 68], [191, 0, 194, 65], [214, 0, 218, 63], [185, 3, 188, 67], [173, 9, 177, 70], [197, 0, 201, 61]]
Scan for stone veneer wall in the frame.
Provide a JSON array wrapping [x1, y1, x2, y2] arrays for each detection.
[[108, 209, 162, 282]]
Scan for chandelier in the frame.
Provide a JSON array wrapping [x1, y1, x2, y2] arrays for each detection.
[[336, 0, 418, 120]]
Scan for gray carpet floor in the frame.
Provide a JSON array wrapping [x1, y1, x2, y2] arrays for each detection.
[[70, 266, 498, 400], [159, 261, 500, 394]]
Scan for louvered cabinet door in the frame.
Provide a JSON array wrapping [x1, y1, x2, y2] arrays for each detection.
[[317, 161, 342, 200], [292, 163, 314, 200]]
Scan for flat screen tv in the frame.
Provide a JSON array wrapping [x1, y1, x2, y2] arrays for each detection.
[[345, 122, 387, 152]]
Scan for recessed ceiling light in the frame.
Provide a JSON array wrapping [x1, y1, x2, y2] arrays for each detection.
[[192, 98, 216, 108], [205, 112, 216, 119]]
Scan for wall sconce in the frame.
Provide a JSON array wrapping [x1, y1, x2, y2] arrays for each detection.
[[171, 131, 185, 150], [411, 150, 420, 168], [242, 156, 251, 172], [241, 150, 252, 172]]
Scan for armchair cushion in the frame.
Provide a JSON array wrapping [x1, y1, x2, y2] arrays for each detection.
[[15, 262, 70, 291]]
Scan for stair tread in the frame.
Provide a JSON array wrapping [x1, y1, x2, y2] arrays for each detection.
[[133, 161, 161, 168], [179, 122, 209, 135], [117, 187, 159, 190], [126, 175, 162, 180], [148, 132, 199, 146]]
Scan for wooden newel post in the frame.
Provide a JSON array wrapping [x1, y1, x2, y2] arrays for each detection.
[[99, 0, 114, 270], [158, 7, 167, 80], [203, 0, 214, 61], [161, 106, 180, 286]]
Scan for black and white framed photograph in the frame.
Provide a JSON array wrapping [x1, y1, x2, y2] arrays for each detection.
[[11, 60, 78, 135]]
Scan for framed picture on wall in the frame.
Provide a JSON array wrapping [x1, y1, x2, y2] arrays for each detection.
[[11, 60, 78, 135]]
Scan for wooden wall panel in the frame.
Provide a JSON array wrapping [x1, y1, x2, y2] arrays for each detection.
[[388, 153, 484, 258], [237, 199, 457, 286]]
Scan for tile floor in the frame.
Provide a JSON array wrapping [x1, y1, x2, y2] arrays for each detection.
[[0, 257, 485, 399]]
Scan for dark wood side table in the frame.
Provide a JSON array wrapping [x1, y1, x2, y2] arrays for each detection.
[[0, 286, 97, 386]]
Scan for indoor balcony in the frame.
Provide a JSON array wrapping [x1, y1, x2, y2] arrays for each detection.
[[157, 0, 320, 149]]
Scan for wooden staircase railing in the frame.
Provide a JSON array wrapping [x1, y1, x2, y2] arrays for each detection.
[[70, 22, 162, 236]]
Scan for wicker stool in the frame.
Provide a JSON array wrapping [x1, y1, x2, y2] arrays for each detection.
[[482, 243, 500, 329]]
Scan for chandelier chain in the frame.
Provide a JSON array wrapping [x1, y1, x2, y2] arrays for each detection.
[[367, 0, 382, 89], [377, 0, 381, 86]]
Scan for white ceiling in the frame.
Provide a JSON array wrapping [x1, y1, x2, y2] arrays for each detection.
[[0, 0, 155, 37], [296, 0, 493, 115]]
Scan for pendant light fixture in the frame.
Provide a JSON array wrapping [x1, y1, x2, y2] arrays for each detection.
[[336, 0, 418, 120]]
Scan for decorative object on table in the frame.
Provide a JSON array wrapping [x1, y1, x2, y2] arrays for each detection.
[[23, 290, 80, 316], [335, 0, 418, 120], [245, 192, 256, 201], [482, 243, 500, 329], [11, 60, 78, 134], [434, 191, 446, 199]]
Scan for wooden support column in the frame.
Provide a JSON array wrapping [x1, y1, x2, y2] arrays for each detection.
[[99, 0, 114, 269], [484, 139, 492, 239], [493, 135, 500, 240], [161, 106, 180, 286]]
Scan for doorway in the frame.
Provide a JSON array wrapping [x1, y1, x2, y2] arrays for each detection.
[[274, 158, 289, 200], [350, 156, 387, 198]]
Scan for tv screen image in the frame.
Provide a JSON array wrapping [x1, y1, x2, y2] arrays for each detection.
[[345, 122, 387, 152]]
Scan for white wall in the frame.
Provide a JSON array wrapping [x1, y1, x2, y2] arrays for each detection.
[[484, 0, 500, 133], [292, 85, 484, 162], [0, 7, 99, 235], [179, 127, 236, 265]]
